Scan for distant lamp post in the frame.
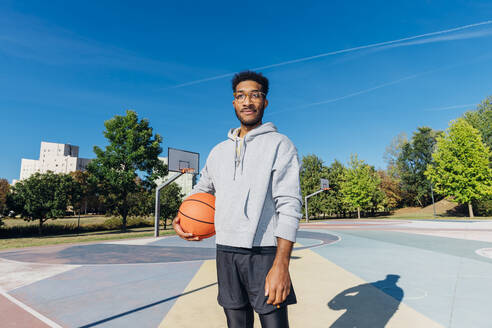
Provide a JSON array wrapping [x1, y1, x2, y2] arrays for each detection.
[[430, 183, 436, 217]]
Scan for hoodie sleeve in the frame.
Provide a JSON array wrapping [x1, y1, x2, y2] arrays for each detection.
[[272, 139, 303, 242], [191, 152, 215, 196]]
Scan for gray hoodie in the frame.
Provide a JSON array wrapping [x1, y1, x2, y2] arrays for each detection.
[[192, 122, 303, 248]]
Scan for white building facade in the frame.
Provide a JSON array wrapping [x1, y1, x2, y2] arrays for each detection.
[[19, 142, 92, 180], [156, 157, 196, 197]]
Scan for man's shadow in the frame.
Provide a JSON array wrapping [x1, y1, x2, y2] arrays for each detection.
[[327, 274, 403, 328]]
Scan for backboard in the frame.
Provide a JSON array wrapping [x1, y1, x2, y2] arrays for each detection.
[[320, 178, 329, 190], [168, 148, 199, 173]]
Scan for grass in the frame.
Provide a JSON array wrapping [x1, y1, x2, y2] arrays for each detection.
[[300, 215, 492, 223], [0, 215, 158, 238], [0, 227, 176, 250], [381, 215, 492, 220], [3, 215, 111, 227], [0, 215, 177, 250]]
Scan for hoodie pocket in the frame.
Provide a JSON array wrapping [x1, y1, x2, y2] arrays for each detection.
[[215, 188, 251, 232], [243, 189, 250, 219]]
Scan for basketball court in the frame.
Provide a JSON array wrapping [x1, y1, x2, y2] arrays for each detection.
[[2, 219, 492, 327]]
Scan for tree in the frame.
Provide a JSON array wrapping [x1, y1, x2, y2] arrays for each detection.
[[300, 155, 326, 218], [159, 183, 184, 227], [324, 160, 346, 217], [80, 172, 107, 215], [369, 167, 387, 215], [128, 183, 153, 217], [378, 170, 402, 210], [463, 96, 492, 150], [383, 132, 407, 178], [425, 119, 492, 218], [464, 96, 492, 216], [87, 110, 167, 231], [70, 170, 96, 215], [340, 155, 381, 219], [0, 179, 9, 217], [396, 127, 442, 207], [10, 172, 75, 234]]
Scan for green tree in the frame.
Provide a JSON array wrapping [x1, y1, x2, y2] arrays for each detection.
[[0, 179, 10, 217], [369, 167, 387, 214], [88, 110, 167, 231], [378, 170, 402, 210], [396, 127, 442, 207], [463, 96, 492, 150], [464, 96, 492, 216], [10, 172, 75, 234], [69, 170, 99, 215], [425, 119, 492, 218], [324, 160, 346, 217], [341, 155, 381, 218], [128, 181, 153, 217], [300, 155, 326, 218], [159, 183, 184, 228]]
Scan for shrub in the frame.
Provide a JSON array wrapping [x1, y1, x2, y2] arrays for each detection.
[[0, 216, 154, 238], [473, 196, 492, 217], [103, 216, 154, 230]]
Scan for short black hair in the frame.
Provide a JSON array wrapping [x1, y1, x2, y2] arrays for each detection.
[[232, 70, 269, 96]]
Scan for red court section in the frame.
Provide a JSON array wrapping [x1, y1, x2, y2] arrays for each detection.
[[0, 294, 50, 328]]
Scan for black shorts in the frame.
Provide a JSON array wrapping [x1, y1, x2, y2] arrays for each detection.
[[216, 244, 297, 315]]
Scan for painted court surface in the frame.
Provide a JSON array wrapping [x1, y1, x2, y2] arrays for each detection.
[[1, 219, 492, 328]]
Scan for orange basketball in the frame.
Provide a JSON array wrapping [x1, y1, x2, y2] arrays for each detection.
[[178, 193, 215, 240]]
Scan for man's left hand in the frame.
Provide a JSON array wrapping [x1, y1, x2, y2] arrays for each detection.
[[265, 263, 291, 305]]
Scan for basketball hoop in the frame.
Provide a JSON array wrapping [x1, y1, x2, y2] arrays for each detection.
[[180, 168, 195, 174]]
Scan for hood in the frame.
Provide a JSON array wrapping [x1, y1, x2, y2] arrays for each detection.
[[227, 122, 278, 180], [227, 122, 278, 141]]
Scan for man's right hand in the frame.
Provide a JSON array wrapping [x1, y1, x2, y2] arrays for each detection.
[[172, 216, 200, 241]]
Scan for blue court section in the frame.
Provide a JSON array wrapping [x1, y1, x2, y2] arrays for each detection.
[[312, 229, 492, 328], [10, 261, 203, 328]]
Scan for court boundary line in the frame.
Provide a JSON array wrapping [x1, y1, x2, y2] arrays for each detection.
[[0, 290, 63, 328]]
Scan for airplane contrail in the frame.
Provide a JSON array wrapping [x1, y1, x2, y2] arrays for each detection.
[[265, 53, 490, 116], [169, 20, 492, 88], [424, 103, 477, 111], [265, 73, 426, 116]]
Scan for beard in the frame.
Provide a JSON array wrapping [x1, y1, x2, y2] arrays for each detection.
[[235, 103, 265, 127]]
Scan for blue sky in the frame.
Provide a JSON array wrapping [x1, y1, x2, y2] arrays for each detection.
[[1, 1, 491, 183]]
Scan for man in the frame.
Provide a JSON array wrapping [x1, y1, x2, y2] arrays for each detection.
[[173, 70, 302, 328]]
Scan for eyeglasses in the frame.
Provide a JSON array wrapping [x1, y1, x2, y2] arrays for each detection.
[[233, 91, 265, 102]]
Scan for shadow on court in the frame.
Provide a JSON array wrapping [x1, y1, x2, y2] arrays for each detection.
[[79, 282, 218, 328], [328, 274, 403, 328]]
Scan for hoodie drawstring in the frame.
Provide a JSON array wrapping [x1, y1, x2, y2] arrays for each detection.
[[234, 137, 238, 180], [240, 139, 246, 174]]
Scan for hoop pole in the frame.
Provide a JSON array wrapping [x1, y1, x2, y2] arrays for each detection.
[[304, 189, 329, 223], [305, 196, 309, 223], [154, 172, 185, 237]]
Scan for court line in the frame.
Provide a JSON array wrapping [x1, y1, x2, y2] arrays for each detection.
[[0, 256, 209, 268], [475, 248, 492, 259], [0, 290, 63, 328]]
